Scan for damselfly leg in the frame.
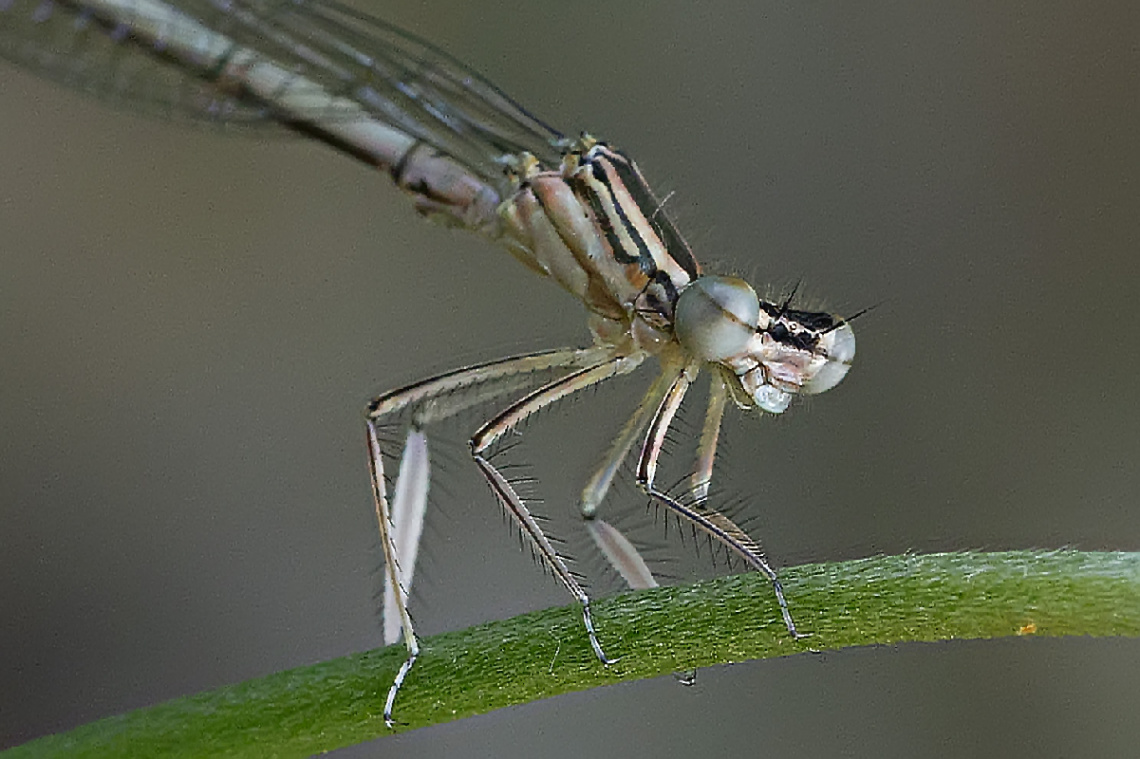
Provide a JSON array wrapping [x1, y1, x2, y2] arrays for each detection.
[[636, 364, 803, 638], [366, 344, 646, 722]]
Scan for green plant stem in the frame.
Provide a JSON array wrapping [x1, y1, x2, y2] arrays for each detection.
[[8, 550, 1138, 757]]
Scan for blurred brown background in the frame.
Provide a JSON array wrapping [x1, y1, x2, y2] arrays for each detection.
[[2, 0, 1138, 756]]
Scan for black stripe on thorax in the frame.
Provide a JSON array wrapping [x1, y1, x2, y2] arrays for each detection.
[[588, 161, 659, 275], [578, 181, 642, 267], [585, 145, 700, 280]]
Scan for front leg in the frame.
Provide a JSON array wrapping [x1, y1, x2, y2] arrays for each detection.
[[636, 363, 803, 639]]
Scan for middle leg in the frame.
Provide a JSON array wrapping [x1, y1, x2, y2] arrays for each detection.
[[469, 350, 648, 662]]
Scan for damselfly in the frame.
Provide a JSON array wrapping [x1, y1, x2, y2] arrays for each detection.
[[1, 0, 856, 725]]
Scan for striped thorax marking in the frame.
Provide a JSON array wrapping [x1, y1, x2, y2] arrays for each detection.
[[501, 136, 699, 347]]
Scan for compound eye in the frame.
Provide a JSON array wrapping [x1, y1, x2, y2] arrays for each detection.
[[674, 276, 760, 361], [803, 322, 856, 394]]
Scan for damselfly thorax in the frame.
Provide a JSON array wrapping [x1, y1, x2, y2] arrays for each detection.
[[391, 129, 854, 410], [2, 0, 857, 728]]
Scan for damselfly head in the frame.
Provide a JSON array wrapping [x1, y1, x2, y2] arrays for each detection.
[[674, 275, 855, 413]]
